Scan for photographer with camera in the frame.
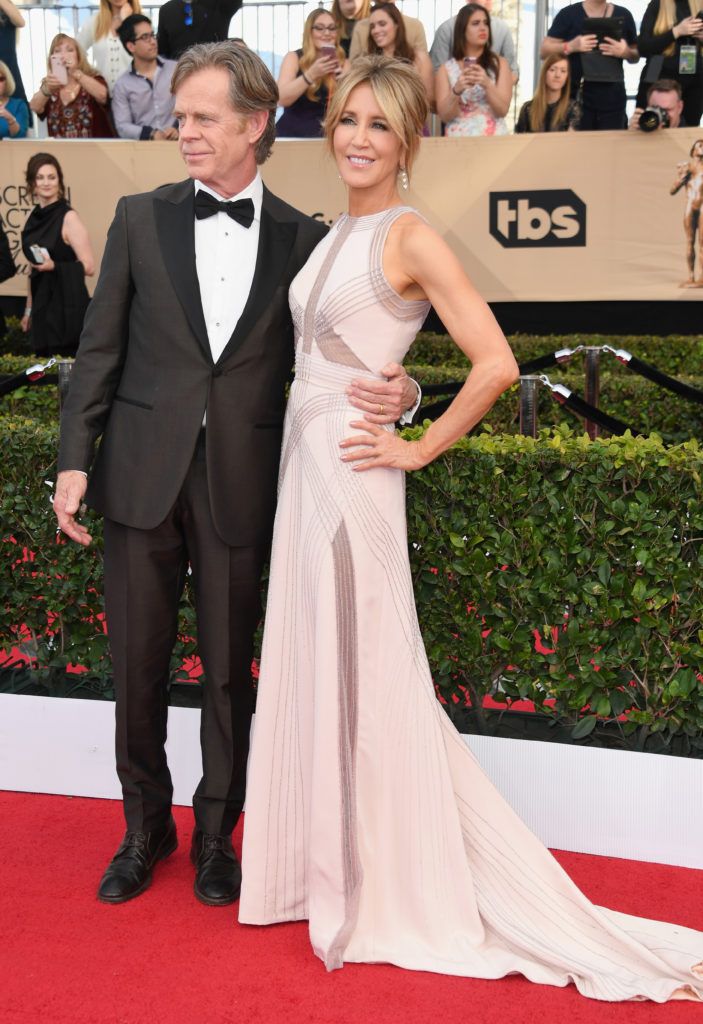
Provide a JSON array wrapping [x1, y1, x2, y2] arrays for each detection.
[[629, 77, 685, 126], [637, 0, 703, 127]]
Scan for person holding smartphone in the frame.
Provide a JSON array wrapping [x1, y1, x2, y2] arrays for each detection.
[[276, 8, 346, 138], [540, 0, 638, 131], [20, 153, 95, 356], [435, 2, 512, 135], [29, 33, 114, 138], [637, 0, 703, 127]]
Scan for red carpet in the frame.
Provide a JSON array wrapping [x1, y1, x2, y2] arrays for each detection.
[[1, 791, 701, 1024]]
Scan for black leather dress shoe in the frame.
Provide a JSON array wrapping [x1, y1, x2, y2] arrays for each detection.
[[97, 817, 178, 904], [190, 830, 242, 906]]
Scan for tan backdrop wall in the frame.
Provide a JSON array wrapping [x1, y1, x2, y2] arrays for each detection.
[[1, 131, 703, 303]]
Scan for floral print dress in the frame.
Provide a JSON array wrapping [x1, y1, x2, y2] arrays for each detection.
[[444, 57, 508, 137]]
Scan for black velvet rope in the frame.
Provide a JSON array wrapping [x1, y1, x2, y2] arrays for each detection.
[[420, 381, 462, 397], [416, 396, 455, 420], [419, 352, 563, 399], [517, 352, 562, 375], [622, 356, 703, 405], [0, 372, 57, 397], [554, 391, 632, 436]]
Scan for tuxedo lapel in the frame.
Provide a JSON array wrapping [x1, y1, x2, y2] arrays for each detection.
[[215, 187, 298, 366], [153, 181, 212, 365]]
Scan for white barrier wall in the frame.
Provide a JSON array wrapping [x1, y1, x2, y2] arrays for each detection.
[[1, 694, 701, 869]]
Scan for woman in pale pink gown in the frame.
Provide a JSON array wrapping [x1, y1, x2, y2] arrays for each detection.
[[239, 55, 703, 1002]]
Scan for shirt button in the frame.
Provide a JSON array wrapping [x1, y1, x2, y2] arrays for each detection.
[[215, 322, 220, 327], [221, 277, 225, 281]]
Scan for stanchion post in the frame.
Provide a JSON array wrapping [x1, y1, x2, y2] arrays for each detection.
[[519, 375, 540, 438], [57, 360, 74, 414], [584, 347, 601, 440]]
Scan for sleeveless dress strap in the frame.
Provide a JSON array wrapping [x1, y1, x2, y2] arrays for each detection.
[[369, 207, 431, 321]]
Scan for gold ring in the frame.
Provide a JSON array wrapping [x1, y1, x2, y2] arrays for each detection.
[[378, 403, 384, 415]]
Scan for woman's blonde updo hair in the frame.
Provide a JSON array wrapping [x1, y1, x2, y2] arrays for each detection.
[[324, 55, 428, 176]]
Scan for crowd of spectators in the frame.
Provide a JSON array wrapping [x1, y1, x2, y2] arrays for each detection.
[[0, 0, 700, 143]]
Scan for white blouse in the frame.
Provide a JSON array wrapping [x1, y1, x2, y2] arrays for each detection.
[[77, 14, 133, 94]]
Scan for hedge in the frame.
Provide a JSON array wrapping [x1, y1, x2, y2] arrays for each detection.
[[403, 365, 703, 445], [407, 332, 703, 375], [5, 354, 703, 444], [2, 418, 702, 754], [405, 426, 703, 754]]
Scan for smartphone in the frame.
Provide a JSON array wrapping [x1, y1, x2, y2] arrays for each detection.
[[29, 244, 50, 265], [320, 45, 337, 61], [50, 55, 68, 85], [463, 56, 478, 65]]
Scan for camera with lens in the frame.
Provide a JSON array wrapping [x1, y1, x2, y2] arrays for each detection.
[[638, 105, 671, 132]]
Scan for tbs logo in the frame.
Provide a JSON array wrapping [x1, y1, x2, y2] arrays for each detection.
[[489, 190, 586, 248]]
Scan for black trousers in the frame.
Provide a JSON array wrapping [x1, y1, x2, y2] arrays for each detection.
[[103, 431, 266, 836], [578, 106, 627, 131]]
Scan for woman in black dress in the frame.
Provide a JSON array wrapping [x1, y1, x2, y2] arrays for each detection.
[[516, 52, 581, 131], [21, 153, 95, 356]]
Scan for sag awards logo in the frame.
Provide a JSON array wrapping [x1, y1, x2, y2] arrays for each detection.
[[0, 182, 72, 276], [489, 189, 587, 249], [670, 139, 703, 288]]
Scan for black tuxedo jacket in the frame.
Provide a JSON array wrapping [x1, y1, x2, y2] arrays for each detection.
[[57, 180, 327, 547]]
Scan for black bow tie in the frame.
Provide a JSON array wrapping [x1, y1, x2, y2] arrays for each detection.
[[194, 191, 255, 228]]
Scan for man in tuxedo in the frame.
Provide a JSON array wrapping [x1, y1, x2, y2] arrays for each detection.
[[54, 41, 415, 907]]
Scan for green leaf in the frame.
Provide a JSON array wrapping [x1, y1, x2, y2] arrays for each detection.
[[571, 716, 598, 739]]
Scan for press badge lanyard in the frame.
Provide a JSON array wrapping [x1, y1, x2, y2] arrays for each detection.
[[679, 35, 699, 76]]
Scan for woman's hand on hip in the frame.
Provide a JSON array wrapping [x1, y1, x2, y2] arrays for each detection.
[[340, 421, 427, 472]]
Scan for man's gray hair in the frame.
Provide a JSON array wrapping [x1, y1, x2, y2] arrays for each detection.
[[171, 41, 278, 164]]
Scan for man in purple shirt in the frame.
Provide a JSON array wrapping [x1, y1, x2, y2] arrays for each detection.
[[113, 14, 178, 140]]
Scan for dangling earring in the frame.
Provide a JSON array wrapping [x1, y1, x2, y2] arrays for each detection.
[[398, 166, 409, 191]]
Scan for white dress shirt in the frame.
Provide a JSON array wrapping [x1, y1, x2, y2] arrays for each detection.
[[194, 173, 263, 364]]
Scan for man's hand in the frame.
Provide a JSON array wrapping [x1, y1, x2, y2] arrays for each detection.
[[347, 362, 416, 424], [54, 470, 92, 546], [163, 126, 179, 140], [628, 106, 643, 130]]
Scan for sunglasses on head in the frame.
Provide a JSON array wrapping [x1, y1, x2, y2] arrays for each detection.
[[184, 1, 193, 27]]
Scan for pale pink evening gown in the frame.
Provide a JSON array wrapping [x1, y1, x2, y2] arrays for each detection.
[[238, 207, 703, 1002]]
